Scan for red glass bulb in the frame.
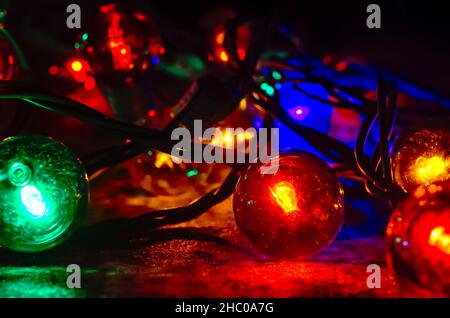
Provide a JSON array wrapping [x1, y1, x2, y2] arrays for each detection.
[[386, 180, 450, 296], [82, 3, 163, 75], [233, 151, 344, 258]]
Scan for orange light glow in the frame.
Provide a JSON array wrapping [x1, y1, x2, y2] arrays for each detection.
[[270, 182, 299, 214], [67, 59, 90, 83], [210, 129, 238, 149], [215, 31, 225, 45], [413, 155, 448, 186], [239, 98, 247, 111], [222, 133, 233, 146], [155, 152, 174, 169], [71, 61, 83, 72], [429, 226, 450, 254], [218, 49, 229, 63], [244, 131, 255, 140]]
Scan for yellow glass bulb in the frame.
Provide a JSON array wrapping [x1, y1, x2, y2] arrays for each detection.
[[392, 121, 449, 192]]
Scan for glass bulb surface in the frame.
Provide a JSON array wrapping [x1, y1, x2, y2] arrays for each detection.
[[0, 135, 88, 252]]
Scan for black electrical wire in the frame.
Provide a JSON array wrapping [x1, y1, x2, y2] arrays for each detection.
[[353, 77, 407, 203], [377, 78, 392, 185], [76, 168, 241, 240], [355, 111, 388, 191]]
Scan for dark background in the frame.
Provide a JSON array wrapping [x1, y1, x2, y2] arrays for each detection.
[[7, 0, 450, 97]]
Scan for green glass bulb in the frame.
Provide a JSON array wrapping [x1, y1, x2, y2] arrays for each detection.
[[0, 135, 88, 252]]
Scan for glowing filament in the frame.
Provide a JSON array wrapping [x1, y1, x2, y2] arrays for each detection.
[[71, 61, 83, 72], [217, 49, 229, 63], [239, 98, 247, 111], [21, 185, 47, 218], [414, 156, 448, 185], [155, 152, 174, 169], [211, 129, 235, 149], [67, 59, 91, 83], [270, 182, 298, 214], [429, 226, 450, 254]]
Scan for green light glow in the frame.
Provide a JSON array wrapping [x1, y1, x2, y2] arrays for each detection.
[[20, 185, 47, 218], [186, 169, 199, 178], [272, 71, 282, 80], [158, 63, 190, 79], [260, 82, 275, 96], [81, 33, 89, 41], [185, 55, 205, 73], [0, 267, 87, 298], [0, 136, 88, 253]]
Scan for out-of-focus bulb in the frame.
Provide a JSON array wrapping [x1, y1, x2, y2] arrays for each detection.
[[0, 32, 20, 80], [386, 180, 450, 296], [80, 3, 164, 76]]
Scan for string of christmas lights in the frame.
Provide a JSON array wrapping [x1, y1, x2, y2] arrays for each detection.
[[0, 1, 449, 297]]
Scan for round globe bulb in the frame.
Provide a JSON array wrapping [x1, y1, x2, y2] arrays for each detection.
[[81, 3, 163, 76], [233, 151, 344, 258], [386, 180, 450, 296], [0, 135, 88, 252], [392, 121, 450, 193]]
